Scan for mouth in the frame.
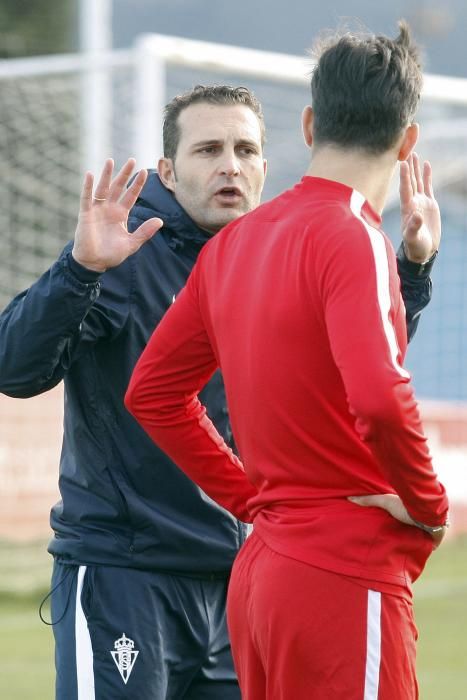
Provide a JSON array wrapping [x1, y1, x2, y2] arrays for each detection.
[[214, 186, 243, 204]]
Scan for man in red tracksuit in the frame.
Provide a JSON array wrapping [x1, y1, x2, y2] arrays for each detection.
[[126, 22, 449, 699]]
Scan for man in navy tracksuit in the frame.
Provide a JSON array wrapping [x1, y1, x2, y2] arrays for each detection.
[[0, 85, 440, 699]]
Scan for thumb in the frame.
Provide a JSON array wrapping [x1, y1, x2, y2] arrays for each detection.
[[404, 211, 424, 241], [130, 217, 164, 250]]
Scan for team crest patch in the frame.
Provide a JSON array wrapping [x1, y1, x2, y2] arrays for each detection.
[[110, 633, 139, 684]]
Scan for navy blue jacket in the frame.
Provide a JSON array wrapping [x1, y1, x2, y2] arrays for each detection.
[[0, 172, 434, 574]]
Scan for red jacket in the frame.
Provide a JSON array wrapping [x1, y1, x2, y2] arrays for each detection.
[[126, 176, 449, 596]]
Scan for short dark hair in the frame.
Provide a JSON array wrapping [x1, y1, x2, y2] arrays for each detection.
[[162, 85, 266, 160], [310, 21, 423, 154]]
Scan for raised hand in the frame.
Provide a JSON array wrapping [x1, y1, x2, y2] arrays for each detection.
[[399, 152, 440, 263], [72, 158, 163, 273], [348, 493, 447, 548]]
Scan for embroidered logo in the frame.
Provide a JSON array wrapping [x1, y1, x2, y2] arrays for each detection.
[[110, 633, 139, 684]]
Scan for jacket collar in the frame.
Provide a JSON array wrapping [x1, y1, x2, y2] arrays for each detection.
[[130, 170, 212, 249]]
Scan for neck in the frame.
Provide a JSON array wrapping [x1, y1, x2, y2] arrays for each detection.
[[305, 145, 398, 215]]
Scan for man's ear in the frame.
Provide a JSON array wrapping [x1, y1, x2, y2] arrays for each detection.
[[397, 123, 419, 162], [301, 106, 314, 148], [158, 157, 176, 192]]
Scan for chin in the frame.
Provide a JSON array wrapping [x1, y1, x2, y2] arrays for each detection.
[[209, 214, 241, 231]]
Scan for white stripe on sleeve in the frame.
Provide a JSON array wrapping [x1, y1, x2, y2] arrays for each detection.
[[350, 190, 410, 380]]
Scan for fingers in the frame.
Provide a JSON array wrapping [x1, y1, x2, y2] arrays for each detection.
[[402, 153, 425, 196], [406, 153, 434, 198], [121, 169, 148, 211], [399, 160, 413, 207], [407, 153, 417, 194], [93, 158, 114, 202], [405, 153, 419, 194], [80, 171, 94, 213], [130, 217, 164, 251], [82, 156, 147, 211], [108, 158, 137, 202], [348, 495, 386, 508], [422, 160, 434, 198], [349, 494, 416, 528], [412, 152, 424, 194]]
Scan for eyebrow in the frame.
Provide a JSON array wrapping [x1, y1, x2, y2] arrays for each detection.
[[191, 139, 260, 149], [191, 140, 222, 148]]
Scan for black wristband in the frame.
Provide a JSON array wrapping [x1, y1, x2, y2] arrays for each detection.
[[396, 243, 438, 278]]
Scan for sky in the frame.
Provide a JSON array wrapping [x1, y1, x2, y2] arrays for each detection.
[[112, 0, 467, 77]]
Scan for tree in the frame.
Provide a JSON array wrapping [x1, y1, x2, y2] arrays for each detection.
[[0, 0, 77, 58]]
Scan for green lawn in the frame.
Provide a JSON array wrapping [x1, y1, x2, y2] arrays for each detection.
[[414, 534, 467, 699], [0, 540, 55, 699], [1, 537, 466, 699], [0, 597, 55, 699]]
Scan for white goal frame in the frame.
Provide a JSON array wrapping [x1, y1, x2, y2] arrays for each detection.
[[1, 33, 467, 175]]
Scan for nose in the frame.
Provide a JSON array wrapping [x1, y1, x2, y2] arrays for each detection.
[[219, 152, 241, 177]]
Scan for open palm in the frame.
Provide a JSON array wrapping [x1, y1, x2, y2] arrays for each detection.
[[72, 158, 163, 273], [399, 152, 440, 263]]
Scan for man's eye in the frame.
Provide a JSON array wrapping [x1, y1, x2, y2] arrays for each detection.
[[199, 146, 217, 154], [239, 147, 256, 156]]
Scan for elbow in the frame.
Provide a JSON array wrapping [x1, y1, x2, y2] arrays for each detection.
[[0, 375, 58, 399], [124, 374, 165, 425], [0, 385, 33, 399], [124, 377, 141, 420]]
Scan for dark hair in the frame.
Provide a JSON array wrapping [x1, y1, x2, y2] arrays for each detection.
[[162, 85, 266, 160], [310, 21, 423, 154]]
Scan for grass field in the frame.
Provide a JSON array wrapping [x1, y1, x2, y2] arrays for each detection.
[[1, 536, 466, 699], [0, 540, 55, 699], [414, 534, 467, 698]]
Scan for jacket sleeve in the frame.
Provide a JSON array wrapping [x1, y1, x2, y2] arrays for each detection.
[[316, 225, 448, 528], [125, 261, 258, 523], [0, 245, 124, 398], [396, 243, 435, 342]]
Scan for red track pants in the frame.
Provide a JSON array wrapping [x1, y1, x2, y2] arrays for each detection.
[[227, 532, 419, 699]]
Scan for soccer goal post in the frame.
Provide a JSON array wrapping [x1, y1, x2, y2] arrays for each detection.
[[0, 35, 466, 539]]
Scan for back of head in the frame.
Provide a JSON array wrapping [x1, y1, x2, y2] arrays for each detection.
[[310, 21, 423, 154]]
